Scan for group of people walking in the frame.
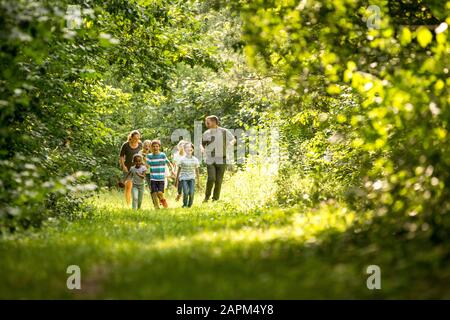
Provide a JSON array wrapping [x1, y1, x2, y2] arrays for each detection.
[[119, 115, 236, 209]]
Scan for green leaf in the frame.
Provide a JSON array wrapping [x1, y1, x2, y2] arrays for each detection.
[[400, 27, 412, 46], [416, 26, 433, 48]]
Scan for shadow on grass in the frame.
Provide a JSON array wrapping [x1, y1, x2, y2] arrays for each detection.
[[0, 209, 359, 299], [1, 205, 448, 299]]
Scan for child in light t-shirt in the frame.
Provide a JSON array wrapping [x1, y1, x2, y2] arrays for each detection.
[[124, 154, 147, 210], [176, 143, 200, 208], [173, 140, 188, 202]]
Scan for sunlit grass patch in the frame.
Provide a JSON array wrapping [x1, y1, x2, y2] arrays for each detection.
[[91, 157, 278, 213], [0, 186, 364, 299], [220, 158, 279, 211], [1, 169, 447, 299]]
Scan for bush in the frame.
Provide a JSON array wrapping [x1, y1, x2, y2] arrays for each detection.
[[0, 155, 96, 233]]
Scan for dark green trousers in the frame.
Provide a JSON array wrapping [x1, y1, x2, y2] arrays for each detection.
[[205, 163, 226, 201]]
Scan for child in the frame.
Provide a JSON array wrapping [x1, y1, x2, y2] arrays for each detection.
[[176, 143, 200, 208], [146, 139, 175, 209], [124, 154, 147, 210], [173, 140, 188, 202], [140, 139, 153, 192]]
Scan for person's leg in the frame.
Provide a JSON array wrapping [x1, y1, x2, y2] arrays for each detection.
[[131, 185, 138, 210], [181, 180, 189, 207], [205, 164, 216, 201], [125, 179, 132, 206], [188, 179, 195, 207], [122, 171, 132, 206], [156, 182, 164, 200], [145, 174, 152, 192], [176, 179, 182, 201], [137, 185, 144, 209], [158, 192, 168, 208], [212, 164, 226, 201], [150, 181, 160, 209], [151, 193, 160, 209], [156, 181, 168, 208]]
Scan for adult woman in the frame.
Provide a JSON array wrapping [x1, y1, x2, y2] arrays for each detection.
[[119, 130, 142, 206]]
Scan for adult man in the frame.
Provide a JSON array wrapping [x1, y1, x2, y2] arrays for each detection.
[[200, 115, 236, 202]]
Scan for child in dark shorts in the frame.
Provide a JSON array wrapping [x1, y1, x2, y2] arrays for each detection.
[[146, 140, 175, 209]]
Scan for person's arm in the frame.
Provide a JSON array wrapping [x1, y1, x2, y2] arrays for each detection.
[[124, 170, 131, 180], [165, 155, 176, 176], [195, 167, 200, 188], [175, 167, 181, 188], [144, 154, 150, 169], [144, 154, 149, 170], [140, 151, 147, 168], [169, 162, 176, 176], [119, 144, 128, 172], [120, 156, 127, 171], [226, 129, 237, 146], [200, 130, 208, 153], [137, 169, 146, 179]]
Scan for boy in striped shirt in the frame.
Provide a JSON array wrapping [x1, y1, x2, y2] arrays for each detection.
[[146, 140, 175, 209]]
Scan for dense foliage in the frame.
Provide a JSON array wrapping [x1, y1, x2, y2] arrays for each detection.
[[1, 0, 449, 299], [231, 0, 449, 242], [1, 0, 449, 236], [0, 0, 231, 230]]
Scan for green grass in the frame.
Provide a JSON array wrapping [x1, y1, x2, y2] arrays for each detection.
[[1, 181, 449, 299]]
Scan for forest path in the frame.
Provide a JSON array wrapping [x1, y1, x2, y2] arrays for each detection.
[[0, 191, 436, 299]]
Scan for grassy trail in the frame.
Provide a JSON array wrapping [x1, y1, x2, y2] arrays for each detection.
[[0, 188, 448, 299]]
